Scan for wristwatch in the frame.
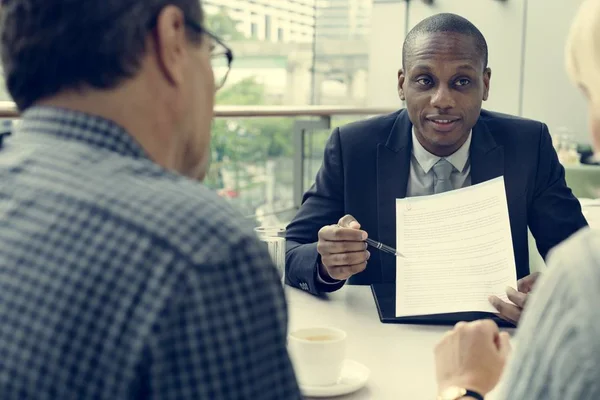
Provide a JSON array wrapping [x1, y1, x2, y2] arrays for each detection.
[[437, 386, 484, 400]]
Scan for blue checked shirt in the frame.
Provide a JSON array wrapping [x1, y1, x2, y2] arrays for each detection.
[[0, 107, 301, 400]]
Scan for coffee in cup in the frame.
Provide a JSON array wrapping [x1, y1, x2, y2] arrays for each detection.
[[287, 327, 346, 387]]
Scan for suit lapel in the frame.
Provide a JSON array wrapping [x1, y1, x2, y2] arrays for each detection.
[[377, 111, 412, 282], [470, 118, 504, 185]]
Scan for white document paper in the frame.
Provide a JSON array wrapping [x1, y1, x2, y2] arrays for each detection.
[[395, 177, 517, 317]]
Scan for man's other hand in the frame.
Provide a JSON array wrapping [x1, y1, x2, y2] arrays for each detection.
[[489, 272, 540, 325], [435, 320, 511, 397]]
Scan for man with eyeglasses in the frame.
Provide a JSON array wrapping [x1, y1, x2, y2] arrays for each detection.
[[0, 1, 300, 399]]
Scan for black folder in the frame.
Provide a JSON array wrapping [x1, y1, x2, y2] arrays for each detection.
[[371, 283, 515, 328]]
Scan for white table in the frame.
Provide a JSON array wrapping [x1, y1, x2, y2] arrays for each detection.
[[286, 285, 512, 400]]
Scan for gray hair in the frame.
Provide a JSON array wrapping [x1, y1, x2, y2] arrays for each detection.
[[0, 0, 203, 110]]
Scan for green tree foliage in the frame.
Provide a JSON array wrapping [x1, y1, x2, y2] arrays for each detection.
[[212, 76, 292, 162], [205, 77, 293, 188], [203, 10, 294, 191]]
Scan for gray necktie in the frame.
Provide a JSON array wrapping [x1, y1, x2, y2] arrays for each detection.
[[433, 158, 454, 194]]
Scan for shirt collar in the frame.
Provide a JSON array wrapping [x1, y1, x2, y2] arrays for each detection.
[[411, 128, 472, 174], [16, 106, 149, 160]]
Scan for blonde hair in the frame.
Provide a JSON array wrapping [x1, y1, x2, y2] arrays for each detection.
[[566, 0, 600, 105]]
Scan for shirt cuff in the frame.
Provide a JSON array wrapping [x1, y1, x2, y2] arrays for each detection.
[[315, 262, 344, 285]]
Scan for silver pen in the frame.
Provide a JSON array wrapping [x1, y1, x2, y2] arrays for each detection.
[[365, 238, 405, 258], [334, 224, 405, 258]]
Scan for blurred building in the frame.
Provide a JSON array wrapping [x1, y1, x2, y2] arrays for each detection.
[[203, 0, 316, 43], [204, 0, 371, 106], [313, 0, 371, 104], [315, 0, 371, 40]]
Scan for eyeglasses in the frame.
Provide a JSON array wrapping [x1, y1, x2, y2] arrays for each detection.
[[185, 19, 234, 91]]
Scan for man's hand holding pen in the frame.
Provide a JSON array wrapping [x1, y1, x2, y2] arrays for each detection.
[[317, 214, 370, 281]]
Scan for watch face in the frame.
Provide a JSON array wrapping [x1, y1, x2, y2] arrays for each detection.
[[439, 386, 467, 400]]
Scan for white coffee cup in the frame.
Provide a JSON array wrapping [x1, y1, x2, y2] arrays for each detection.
[[287, 327, 347, 387]]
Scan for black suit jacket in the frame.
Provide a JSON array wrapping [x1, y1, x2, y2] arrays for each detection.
[[285, 109, 588, 295]]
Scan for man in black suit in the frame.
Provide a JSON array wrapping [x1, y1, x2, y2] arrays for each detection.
[[285, 13, 587, 324]]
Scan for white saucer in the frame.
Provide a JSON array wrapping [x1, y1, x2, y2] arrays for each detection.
[[299, 359, 370, 398]]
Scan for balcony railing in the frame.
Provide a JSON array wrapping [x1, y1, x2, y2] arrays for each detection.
[[0, 102, 395, 119], [0, 102, 396, 226], [2, 101, 598, 230]]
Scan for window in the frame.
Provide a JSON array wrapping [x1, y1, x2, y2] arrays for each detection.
[[200, 1, 373, 225], [265, 15, 272, 41]]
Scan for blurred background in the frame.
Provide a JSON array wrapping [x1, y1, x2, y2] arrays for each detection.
[[0, 0, 594, 227]]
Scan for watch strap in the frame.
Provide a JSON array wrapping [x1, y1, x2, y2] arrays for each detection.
[[464, 389, 484, 400]]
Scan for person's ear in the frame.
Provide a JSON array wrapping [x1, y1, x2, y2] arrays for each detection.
[[152, 5, 188, 86], [482, 67, 492, 101], [398, 69, 406, 101]]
